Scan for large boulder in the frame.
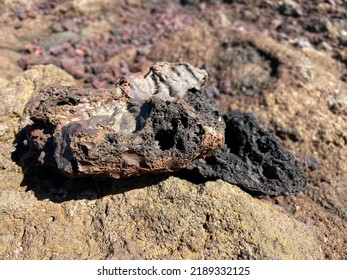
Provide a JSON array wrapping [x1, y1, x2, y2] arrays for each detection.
[[0, 176, 323, 260]]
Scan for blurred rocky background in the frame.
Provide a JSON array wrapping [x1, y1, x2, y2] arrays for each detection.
[[0, 0, 346, 259]]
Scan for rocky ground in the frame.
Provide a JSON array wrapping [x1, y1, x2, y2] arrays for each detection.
[[0, 0, 346, 259]]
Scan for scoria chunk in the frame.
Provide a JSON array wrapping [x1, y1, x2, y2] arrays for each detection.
[[22, 62, 225, 179], [189, 110, 307, 195]]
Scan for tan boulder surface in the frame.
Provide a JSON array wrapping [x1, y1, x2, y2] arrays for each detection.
[[0, 0, 346, 259], [0, 176, 323, 260], [0, 64, 75, 142]]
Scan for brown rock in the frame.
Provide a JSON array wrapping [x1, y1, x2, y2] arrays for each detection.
[[0, 49, 22, 81], [20, 62, 225, 179], [60, 57, 86, 79], [0, 64, 75, 143], [71, 0, 117, 16], [106, 46, 138, 69], [0, 177, 323, 260]]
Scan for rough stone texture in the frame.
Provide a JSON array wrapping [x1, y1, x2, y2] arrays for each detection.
[[0, 64, 75, 143], [71, 0, 118, 16], [0, 77, 7, 87], [189, 111, 307, 195], [0, 176, 323, 260], [150, 24, 347, 258], [0, 0, 34, 16], [0, 50, 22, 82], [18, 62, 225, 179], [0, 0, 346, 260], [0, 65, 77, 208]]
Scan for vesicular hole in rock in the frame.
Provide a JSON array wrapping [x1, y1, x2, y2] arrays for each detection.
[[80, 145, 89, 157], [176, 137, 185, 151], [155, 129, 176, 150], [180, 115, 189, 128], [225, 123, 241, 154], [56, 97, 79, 106], [261, 164, 280, 180]]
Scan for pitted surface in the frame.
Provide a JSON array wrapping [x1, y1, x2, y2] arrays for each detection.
[[188, 111, 307, 196], [20, 62, 224, 178]]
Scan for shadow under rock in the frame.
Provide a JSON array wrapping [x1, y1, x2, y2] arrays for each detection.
[[11, 126, 170, 203], [15, 162, 170, 203], [24, 170, 170, 203]]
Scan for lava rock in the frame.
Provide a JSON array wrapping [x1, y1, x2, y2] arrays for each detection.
[[188, 110, 307, 195], [20, 62, 225, 179]]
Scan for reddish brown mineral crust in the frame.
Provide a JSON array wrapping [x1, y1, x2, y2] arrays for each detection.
[[26, 62, 225, 178]]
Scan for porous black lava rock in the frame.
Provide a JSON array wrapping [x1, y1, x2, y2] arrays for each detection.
[[188, 110, 307, 195]]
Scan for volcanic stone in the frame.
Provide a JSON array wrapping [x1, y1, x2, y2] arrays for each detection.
[[21, 62, 225, 179], [188, 110, 307, 195]]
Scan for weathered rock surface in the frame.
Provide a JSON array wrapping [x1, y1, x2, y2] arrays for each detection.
[[188, 111, 307, 195], [0, 49, 22, 82], [0, 176, 323, 260], [149, 25, 347, 258], [0, 64, 75, 143], [1, 0, 346, 260], [19, 62, 225, 179]]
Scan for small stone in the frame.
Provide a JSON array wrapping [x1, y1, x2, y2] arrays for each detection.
[[203, 85, 220, 99], [14, 8, 27, 20], [328, 93, 347, 115], [51, 22, 64, 33], [60, 57, 85, 79], [296, 39, 312, 49], [307, 155, 319, 171], [218, 78, 232, 94], [91, 63, 108, 75], [188, 110, 307, 196], [278, 0, 302, 17], [75, 48, 85, 57], [91, 79, 108, 89], [26, 8, 37, 19], [24, 43, 43, 55], [19, 62, 225, 179]]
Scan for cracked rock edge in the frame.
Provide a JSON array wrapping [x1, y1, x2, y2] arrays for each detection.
[[18, 62, 225, 179]]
